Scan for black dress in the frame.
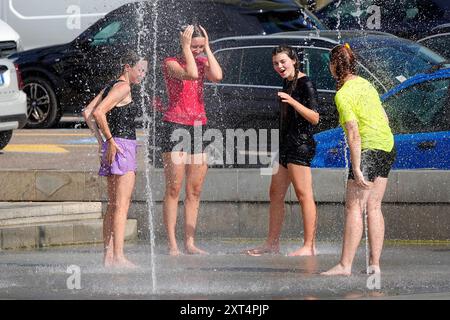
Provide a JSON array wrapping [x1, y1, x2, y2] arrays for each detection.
[[279, 75, 319, 168]]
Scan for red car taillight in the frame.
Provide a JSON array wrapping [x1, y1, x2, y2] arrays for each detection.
[[14, 63, 24, 90]]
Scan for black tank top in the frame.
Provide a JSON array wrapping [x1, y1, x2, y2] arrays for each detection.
[[102, 80, 138, 140]]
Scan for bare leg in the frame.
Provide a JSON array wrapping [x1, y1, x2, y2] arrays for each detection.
[[163, 152, 187, 256], [184, 153, 208, 255], [245, 164, 290, 256], [103, 176, 116, 267], [367, 177, 388, 274], [111, 172, 137, 268], [287, 164, 317, 256], [322, 180, 370, 276]]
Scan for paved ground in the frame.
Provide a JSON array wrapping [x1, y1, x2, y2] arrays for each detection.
[[0, 239, 449, 300], [0, 128, 148, 171]]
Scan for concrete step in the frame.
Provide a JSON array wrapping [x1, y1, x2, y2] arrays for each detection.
[[0, 202, 103, 227], [0, 212, 103, 227], [0, 202, 102, 219], [0, 219, 138, 250]]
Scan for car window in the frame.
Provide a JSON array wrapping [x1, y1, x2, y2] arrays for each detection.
[[304, 48, 335, 91], [356, 65, 386, 93], [419, 35, 450, 60], [240, 47, 280, 87], [356, 42, 446, 89], [383, 78, 450, 134], [214, 49, 243, 85], [90, 19, 136, 47]]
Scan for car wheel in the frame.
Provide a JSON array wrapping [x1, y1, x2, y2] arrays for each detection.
[[23, 76, 61, 128], [0, 130, 13, 150]]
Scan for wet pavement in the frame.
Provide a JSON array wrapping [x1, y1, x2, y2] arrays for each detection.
[[0, 239, 449, 300]]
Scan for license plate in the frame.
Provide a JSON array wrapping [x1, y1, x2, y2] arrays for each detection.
[[0, 73, 4, 86]]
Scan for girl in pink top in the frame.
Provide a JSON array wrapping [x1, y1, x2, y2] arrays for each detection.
[[162, 25, 222, 256]]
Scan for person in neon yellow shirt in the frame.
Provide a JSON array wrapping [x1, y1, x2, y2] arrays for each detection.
[[322, 44, 396, 276]]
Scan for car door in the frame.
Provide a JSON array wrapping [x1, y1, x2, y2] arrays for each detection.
[[383, 77, 450, 169], [205, 46, 281, 167]]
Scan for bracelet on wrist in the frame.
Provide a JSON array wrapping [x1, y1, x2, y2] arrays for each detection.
[[105, 136, 113, 142]]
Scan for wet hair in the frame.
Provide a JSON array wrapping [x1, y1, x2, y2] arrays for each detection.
[[272, 45, 300, 95], [119, 50, 143, 70], [181, 24, 206, 39], [329, 44, 357, 90]]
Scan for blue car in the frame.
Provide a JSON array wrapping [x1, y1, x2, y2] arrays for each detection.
[[312, 68, 450, 169]]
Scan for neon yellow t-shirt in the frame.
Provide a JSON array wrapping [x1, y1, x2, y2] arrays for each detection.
[[334, 76, 394, 152]]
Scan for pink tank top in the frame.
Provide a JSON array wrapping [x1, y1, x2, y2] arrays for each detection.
[[163, 56, 208, 126]]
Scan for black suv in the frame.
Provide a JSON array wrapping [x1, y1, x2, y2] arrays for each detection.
[[9, 0, 324, 128]]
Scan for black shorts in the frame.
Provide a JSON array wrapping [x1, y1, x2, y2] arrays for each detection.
[[348, 147, 397, 182], [279, 135, 316, 168], [159, 121, 207, 154]]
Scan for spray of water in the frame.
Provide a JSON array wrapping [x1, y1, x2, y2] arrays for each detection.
[[334, 0, 343, 41], [135, 0, 159, 294]]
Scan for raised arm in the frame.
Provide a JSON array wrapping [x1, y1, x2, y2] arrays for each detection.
[[165, 25, 199, 80], [199, 25, 223, 83]]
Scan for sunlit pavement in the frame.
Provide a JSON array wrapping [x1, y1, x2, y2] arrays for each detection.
[[0, 129, 148, 171], [0, 240, 449, 300]]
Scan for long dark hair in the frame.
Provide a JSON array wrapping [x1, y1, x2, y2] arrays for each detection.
[[272, 45, 300, 95], [330, 44, 357, 90]]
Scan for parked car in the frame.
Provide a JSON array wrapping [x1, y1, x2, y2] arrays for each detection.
[[417, 24, 450, 59], [0, 19, 22, 58], [150, 30, 449, 167], [0, 58, 27, 150], [312, 68, 450, 169], [0, 0, 136, 51], [313, 0, 450, 40], [8, 0, 324, 128]]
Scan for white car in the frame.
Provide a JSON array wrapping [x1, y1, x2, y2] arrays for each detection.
[[0, 19, 22, 57], [0, 58, 27, 149]]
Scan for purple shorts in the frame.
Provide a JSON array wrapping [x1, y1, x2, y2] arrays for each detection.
[[98, 138, 137, 177]]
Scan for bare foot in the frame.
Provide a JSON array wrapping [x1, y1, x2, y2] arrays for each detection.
[[112, 257, 138, 269], [321, 263, 351, 276], [169, 248, 181, 256], [185, 245, 208, 255], [243, 245, 279, 256], [103, 258, 114, 268], [367, 265, 381, 275], [287, 246, 316, 257]]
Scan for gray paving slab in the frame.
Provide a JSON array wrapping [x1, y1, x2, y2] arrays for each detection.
[[0, 240, 449, 300]]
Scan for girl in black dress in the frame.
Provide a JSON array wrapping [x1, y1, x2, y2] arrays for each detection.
[[246, 46, 320, 256]]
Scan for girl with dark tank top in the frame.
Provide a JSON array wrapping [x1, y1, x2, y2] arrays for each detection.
[[82, 50, 148, 268], [245, 46, 320, 257]]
